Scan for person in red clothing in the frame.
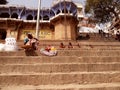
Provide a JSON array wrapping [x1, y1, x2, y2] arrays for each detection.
[[60, 42, 65, 48], [45, 45, 51, 52], [68, 42, 73, 48]]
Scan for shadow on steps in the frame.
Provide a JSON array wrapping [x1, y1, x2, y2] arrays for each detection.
[[25, 49, 38, 56]]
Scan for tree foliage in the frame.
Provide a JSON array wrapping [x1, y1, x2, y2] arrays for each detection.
[[0, 0, 8, 4], [85, 0, 120, 23]]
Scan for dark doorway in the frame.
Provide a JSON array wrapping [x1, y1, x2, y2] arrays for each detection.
[[27, 15, 33, 20], [11, 13, 18, 19], [0, 13, 10, 18], [35, 15, 42, 20], [43, 15, 49, 20], [0, 29, 7, 40]]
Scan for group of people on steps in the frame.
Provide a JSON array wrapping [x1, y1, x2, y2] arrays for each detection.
[[21, 33, 81, 56]]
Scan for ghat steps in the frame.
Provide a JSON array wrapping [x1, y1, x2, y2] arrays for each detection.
[[0, 41, 120, 90]]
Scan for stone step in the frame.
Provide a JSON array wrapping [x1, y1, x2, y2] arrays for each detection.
[[16, 41, 120, 49], [1, 83, 120, 90], [0, 72, 120, 85], [0, 63, 120, 74], [0, 56, 120, 65], [0, 56, 78, 64], [58, 50, 120, 56], [16, 40, 120, 45], [80, 56, 120, 63], [18, 42, 120, 50], [18, 44, 120, 49], [27, 46, 120, 50], [0, 50, 120, 56], [31, 45, 120, 50], [2, 40, 120, 50]]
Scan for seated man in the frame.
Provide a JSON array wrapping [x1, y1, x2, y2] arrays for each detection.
[[21, 33, 39, 51]]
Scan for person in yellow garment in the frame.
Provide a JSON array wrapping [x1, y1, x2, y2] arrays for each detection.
[[40, 45, 57, 56]]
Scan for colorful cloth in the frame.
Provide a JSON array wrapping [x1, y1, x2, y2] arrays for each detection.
[[40, 47, 57, 56]]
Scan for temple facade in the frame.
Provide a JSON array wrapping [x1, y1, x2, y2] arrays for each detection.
[[0, 0, 83, 40]]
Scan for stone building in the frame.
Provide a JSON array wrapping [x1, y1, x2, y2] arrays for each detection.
[[0, 0, 83, 40]]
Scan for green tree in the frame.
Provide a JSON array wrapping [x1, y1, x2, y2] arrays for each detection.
[[85, 0, 120, 23], [0, 0, 8, 4]]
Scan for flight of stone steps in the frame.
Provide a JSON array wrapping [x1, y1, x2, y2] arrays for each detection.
[[0, 41, 120, 90], [77, 33, 117, 42]]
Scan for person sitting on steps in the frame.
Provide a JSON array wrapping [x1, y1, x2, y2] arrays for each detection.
[[77, 43, 80, 48], [60, 42, 65, 48], [21, 33, 39, 51], [68, 42, 73, 48]]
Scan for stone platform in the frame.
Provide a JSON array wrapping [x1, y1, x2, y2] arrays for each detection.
[[0, 41, 120, 90]]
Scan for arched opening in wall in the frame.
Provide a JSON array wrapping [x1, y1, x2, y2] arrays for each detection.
[[27, 15, 33, 20], [62, 8, 68, 13], [35, 16, 37, 20], [0, 13, 10, 18], [43, 15, 49, 20], [0, 29, 7, 40], [69, 10, 72, 14], [11, 13, 18, 19], [56, 9, 61, 14], [35, 15, 42, 20], [50, 10, 55, 17]]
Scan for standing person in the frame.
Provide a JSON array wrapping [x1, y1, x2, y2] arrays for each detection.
[[21, 33, 39, 50]]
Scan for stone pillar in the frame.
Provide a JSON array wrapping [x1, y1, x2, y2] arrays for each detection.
[[53, 16, 78, 40], [11, 30, 18, 39], [6, 28, 18, 39], [6, 29, 11, 38], [54, 22, 65, 40]]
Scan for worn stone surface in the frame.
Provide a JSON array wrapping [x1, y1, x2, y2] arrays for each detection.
[[0, 41, 120, 90]]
